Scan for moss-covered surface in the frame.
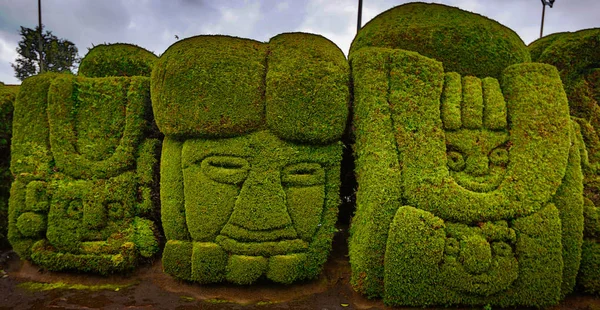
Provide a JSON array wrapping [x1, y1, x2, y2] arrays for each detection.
[[530, 28, 600, 294], [18, 281, 135, 292], [8, 73, 160, 274], [154, 33, 348, 284], [78, 43, 158, 78], [349, 46, 581, 307], [0, 84, 17, 248], [349, 2, 530, 80]]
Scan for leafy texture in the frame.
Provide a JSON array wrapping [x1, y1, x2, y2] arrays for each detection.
[[153, 33, 348, 284], [349, 2, 530, 80], [530, 28, 600, 293], [8, 73, 160, 274], [0, 84, 18, 247], [349, 3, 582, 307], [11, 26, 80, 81], [79, 43, 158, 78]]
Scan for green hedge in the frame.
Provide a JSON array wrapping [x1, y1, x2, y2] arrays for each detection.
[[349, 46, 581, 307], [154, 33, 348, 284], [79, 43, 158, 78], [8, 74, 160, 274], [0, 84, 17, 247], [530, 28, 600, 293], [349, 2, 530, 80]]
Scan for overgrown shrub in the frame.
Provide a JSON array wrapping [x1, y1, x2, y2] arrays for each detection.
[[153, 33, 349, 284]]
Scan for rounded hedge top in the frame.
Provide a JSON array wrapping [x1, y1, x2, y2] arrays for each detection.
[[349, 2, 530, 79], [529, 28, 600, 84], [79, 43, 158, 77], [151, 33, 349, 143]]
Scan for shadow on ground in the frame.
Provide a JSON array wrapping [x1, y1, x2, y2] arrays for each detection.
[[1, 225, 599, 310]]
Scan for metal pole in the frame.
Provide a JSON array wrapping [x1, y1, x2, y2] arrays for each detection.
[[357, 0, 363, 33], [540, 3, 546, 38], [38, 0, 44, 73]]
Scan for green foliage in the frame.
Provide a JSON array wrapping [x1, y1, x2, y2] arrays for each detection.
[[11, 26, 80, 81], [156, 33, 347, 284], [151, 35, 267, 138], [8, 74, 160, 274], [0, 84, 16, 247], [151, 33, 349, 143], [349, 2, 530, 80], [530, 28, 600, 294], [266, 33, 349, 143], [349, 45, 580, 307], [79, 43, 158, 78]]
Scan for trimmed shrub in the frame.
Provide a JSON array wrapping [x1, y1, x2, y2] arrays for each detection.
[[349, 2, 530, 80], [153, 33, 348, 284], [8, 74, 160, 274], [530, 28, 600, 293], [0, 84, 17, 247], [79, 43, 158, 78], [349, 46, 581, 307]]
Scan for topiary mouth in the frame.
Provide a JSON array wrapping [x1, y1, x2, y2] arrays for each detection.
[[215, 235, 308, 257]]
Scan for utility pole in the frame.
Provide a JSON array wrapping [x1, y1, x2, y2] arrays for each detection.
[[357, 0, 363, 33], [38, 0, 44, 73], [540, 0, 556, 38]]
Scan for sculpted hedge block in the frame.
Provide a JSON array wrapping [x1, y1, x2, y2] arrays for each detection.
[[8, 73, 160, 274], [530, 28, 600, 293], [152, 33, 348, 284], [349, 3, 583, 307]]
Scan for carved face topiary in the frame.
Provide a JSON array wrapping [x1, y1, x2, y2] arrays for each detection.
[[349, 3, 583, 307], [153, 33, 348, 284], [350, 47, 583, 307], [8, 73, 160, 274]]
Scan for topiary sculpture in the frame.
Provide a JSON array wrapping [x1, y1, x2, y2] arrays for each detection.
[[8, 71, 160, 274], [152, 33, 349, 284], [349, 3, 583, 307], [530, 28, 600, 294]]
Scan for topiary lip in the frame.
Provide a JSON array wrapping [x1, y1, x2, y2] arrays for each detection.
[[215, 235, 308, 257]]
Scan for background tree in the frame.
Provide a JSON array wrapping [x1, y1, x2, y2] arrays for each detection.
[[11, 25, 80, 81]]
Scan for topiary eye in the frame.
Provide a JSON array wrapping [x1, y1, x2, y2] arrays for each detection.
[[201, 156, 249, 185], [447, 151, 465, 172], [282, 163, 325, 187], [489, 147, 508, 165]]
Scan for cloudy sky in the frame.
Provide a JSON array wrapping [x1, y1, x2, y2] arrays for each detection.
[[0, 0, 598, 84]]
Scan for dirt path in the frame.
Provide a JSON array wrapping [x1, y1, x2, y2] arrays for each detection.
[[1, 226, 599, 310]]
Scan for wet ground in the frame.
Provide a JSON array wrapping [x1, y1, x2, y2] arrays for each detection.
[[1, 226, 600, 310]]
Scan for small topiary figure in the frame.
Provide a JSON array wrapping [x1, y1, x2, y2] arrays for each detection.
[[78, 43, 158, 78], [152, 33, 349, 284], [8, 71, 160, 274], [349, 3, 583, 307], [530, 28, 600, 293]]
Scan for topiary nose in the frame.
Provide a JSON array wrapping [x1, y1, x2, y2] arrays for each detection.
[[228, 170, 292, 231], [465, 154, 489, 176]]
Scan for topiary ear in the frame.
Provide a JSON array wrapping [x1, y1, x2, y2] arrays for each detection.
[[265, 33, 349, 144], [151, 35, 267, 138]]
